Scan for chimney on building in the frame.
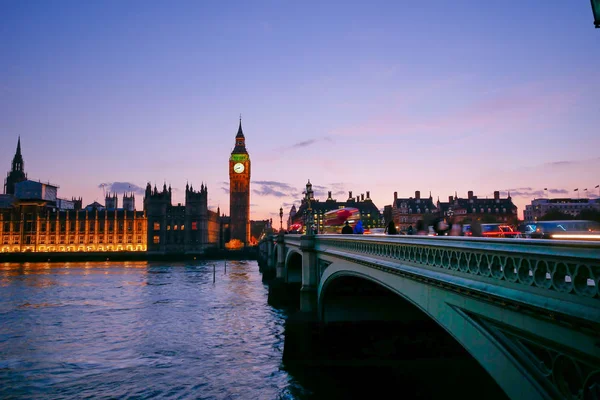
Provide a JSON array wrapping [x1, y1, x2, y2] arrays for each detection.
[[494, 191, 500, 200], [449, 196, 453, 203], [468, 191, 473, 200], [366, 191, 370, 199], [356, 196, 359, 202], [394, 192, 398, 201], [327, 191, 332, 200], [361, 193, 364, 201], [415, 191, 420, 199], [348, 191, 353, 200]]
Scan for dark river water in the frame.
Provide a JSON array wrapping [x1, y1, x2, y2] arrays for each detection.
[[0, 261, 507, 399]]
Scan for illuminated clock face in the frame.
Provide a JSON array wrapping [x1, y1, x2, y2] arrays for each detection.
[[233, 162, 245, 173]]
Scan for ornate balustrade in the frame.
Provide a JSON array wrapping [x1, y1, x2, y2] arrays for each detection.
[[313, 235, 600, 299]]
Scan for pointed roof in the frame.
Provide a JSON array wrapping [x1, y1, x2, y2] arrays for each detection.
[[236, 118, 245, 139], [12, 136, 24, 167], [231, 118, 248, 155]]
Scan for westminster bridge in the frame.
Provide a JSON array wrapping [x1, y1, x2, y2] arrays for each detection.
[[257, 233, 600, 400]]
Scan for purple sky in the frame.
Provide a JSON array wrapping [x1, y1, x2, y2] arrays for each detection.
[[2, 1, 599, 220]]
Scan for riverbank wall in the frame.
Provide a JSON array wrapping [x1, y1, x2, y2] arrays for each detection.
[[0, 247, 258, 263]]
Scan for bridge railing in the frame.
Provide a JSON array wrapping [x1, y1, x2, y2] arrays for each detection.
[[308, 235, 600, 300]]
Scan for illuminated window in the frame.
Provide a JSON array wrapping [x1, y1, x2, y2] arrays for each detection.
[[137, 222, 142, 230], [136, 235, 141, 242], [154, 222, 160, 230], [192, 222, 198, 230], [167, 225, 171, 230], [153, 236, 160, 244], [181, 225, 185, 230]]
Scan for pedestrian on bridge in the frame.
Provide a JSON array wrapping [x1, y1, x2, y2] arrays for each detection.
[[385, 220, 397, 235], [342, 221, 353, 234]]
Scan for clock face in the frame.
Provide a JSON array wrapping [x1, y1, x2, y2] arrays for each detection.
[[233, 162, 245, 173]]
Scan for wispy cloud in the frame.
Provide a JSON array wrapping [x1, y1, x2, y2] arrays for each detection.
[[221, 187, 230, 194], [544, 157, 600, 167], [98, 182, 145, 196], [505, 187, 569, 198], [273, 137, 333, 153]]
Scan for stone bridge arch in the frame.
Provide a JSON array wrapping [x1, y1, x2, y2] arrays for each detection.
[[285, 249, 302, 284], [318, 260, 554, 399]]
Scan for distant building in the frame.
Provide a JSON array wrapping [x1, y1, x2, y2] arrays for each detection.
[[1, 199, 147, 253], [0, 194, 15, 209], [250, 219, 271, 243], [56, 198, 75, 210], [391, 191, 437, 232], [15, 180, 58, 202], [286, 204, 297, 230], [437, 190, 518, 225], [143, 182, 221, 254], [291, 181, 383, 232], [523, 198, 600, 221]]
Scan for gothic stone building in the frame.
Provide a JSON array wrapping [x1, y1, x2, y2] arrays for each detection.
[[292, 180, 383, 233], [1, 140, 147, 253], [229, 120, 251, 245], [1, 192, 147, 253], [143, 183, 221, 254]]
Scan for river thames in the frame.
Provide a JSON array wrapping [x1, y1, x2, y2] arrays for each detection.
[[0, 260, 506, 399]]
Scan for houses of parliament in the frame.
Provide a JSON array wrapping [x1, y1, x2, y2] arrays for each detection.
[[0, 122, 252, 254]]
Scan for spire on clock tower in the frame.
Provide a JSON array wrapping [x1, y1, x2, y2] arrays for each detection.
[[232, 117, 248, 154]]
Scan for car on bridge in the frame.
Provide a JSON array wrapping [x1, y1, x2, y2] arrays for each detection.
[[462, 223, 520, 238], [481, 224, 521, 238], [519, 220, 600, 240]]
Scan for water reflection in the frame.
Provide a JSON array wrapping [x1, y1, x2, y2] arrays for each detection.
[[0, 260, 506, 399]]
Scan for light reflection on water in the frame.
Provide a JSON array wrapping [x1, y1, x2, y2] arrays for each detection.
[[0, 260, 303, 399]]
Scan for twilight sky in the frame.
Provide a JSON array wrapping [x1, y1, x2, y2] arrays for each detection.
[[1, 1, 599, 221]]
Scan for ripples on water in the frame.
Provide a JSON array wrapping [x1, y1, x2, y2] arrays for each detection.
[[0, 261, 308, 399], [0, 261, 506, 399]]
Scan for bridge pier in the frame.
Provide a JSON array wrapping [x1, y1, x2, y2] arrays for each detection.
[[261, 234, 276, 281], [300, 234, 318, 313]]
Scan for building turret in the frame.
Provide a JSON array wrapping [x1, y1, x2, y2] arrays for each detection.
[[71, 197, 83, 210], [123, 192, 135, 211], [105, 192, 118, 210], [4, 137, 27, 195]]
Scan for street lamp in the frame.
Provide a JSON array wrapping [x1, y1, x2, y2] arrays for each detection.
[[279, 207, 283, 232], [592, 0, 600, 28]]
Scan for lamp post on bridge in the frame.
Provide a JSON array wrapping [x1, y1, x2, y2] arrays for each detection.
[[279, 207, 283, 232]]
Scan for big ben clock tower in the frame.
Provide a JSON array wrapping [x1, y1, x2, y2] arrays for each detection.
[[229, 118, 251, 245]]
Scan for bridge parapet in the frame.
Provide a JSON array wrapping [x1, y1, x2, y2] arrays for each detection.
[[313, 235, 600, 300]]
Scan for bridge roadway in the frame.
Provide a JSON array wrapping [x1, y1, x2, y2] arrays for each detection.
[[258, 233, 600, 400]]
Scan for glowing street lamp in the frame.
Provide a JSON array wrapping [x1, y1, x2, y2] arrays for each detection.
[[279, 207, 283, 231], [592, 0, 600, 28]]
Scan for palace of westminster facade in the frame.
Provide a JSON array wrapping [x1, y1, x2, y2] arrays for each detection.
[[0, 122, 252, 254]]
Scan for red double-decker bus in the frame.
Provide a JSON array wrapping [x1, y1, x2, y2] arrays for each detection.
[[322, 207, 361, 234]]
